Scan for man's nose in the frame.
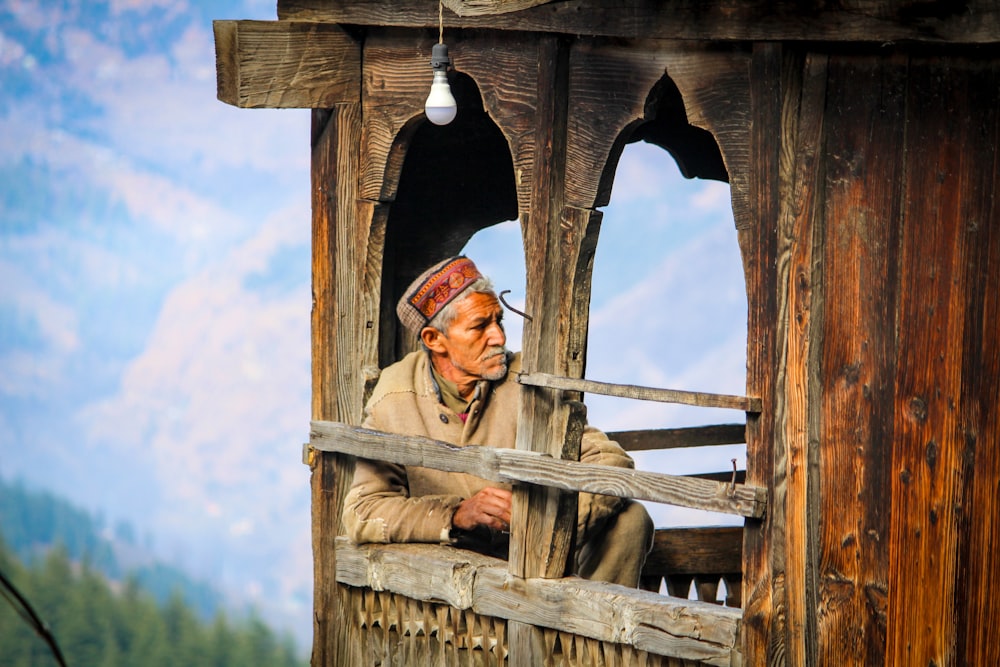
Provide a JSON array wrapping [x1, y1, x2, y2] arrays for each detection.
[[487, 322, 506, 345]]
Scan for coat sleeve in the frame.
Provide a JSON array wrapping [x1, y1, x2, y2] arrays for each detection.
[[341, 409, 464, 544], [576, 426, 634, 536]]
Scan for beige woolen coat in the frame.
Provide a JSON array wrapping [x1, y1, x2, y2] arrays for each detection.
[[342, 350, 635, 545]]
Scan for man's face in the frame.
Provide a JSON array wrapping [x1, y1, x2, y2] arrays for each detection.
[[435, 291, 508, 383]]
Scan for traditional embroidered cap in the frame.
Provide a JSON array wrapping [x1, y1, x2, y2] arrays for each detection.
[[397, 256, 484, 335]]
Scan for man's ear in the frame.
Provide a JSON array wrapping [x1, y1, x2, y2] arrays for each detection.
[[420, 326, 447, 353]]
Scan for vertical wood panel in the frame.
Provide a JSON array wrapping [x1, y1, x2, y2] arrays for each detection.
[[775, 49, 826, 667], [886, 55, 979, 667], [944, 57, 1000, 667], [739, 41, 783, 667], [815, 52, 905, 667], [310, 101, 365, 665]]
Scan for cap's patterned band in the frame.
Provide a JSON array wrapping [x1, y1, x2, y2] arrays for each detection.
[[408, 257, 482, 323]]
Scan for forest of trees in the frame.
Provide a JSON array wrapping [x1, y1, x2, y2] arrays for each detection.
[[0, 539, 305, 667], [0, 478, 305, 666]]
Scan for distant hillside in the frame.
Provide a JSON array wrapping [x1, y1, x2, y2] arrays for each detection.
[[0, 477, 221, 619], [0, 537, 304, 667]]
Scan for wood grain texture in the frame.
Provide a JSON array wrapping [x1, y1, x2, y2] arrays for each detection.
[[213, 20, 360, 108], [335, 538, 743, 665], [737, 41, 782, 667], [310, 108, 360, 667], [773, 48, 826, 667], [886, 54, 1000, 667], [277, 0, 1000, 44], [953, 59, 1000, 667], [518, 371, 762, 412], [309, 420, 767, 518], [815, 52, 904, 667]]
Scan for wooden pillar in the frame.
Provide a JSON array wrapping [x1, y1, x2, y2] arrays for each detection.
[[309, 101, 369, 666], [506, 34, 600, 664]]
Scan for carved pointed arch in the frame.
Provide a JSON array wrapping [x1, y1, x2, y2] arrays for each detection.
[[376, 69, 519, 364]]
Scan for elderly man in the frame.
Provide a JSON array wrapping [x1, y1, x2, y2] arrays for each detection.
[[342, 256, 653, 587]]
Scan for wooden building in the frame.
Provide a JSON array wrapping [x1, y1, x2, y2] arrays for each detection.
[[214, 2, 1000, 665]]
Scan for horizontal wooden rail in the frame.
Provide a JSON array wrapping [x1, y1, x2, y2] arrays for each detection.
[[610, 423, 747, 451], [310, 421, 766, 518], [336, 539, 742, 666], [517, 372, 762, 413], [644, 526, 743, 577]]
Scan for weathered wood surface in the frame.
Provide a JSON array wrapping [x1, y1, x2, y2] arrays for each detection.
[[213, 20, 360, 108], [814, 51, 903, 666], [310, 420, 767, 518], [518, 371, 762, 412], [740, 45, 1000, 667], [336, 538, 743, 666], [310, 105, 366, 667], [506, 33, 581, 663], [885, 55, 1000, 667], [277, 0, 1000, 43], [737, 41, 782, 667], [610, 424, 746, 451]]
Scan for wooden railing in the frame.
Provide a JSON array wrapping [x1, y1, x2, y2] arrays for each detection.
[[311, 373, 761, 664], [607, 421, 748, 604]]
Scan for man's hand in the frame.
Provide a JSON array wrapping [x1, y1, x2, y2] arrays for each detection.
[[452, 487, 512, 532]]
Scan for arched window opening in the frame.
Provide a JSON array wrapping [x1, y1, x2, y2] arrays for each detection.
[[589, 139, 747, 541], [380, 71, 518, 364]]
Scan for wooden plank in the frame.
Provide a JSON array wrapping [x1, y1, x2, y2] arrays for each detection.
[[309, 106, 361, 667], [334, 539, 743, 665], [310, 421, 768, 518], [517, 371, 762, 412], [476, 569, 741, 667], [886, 54, 1000, 667], [815, 51, 905, 667], [772, 48, 826, 667], [737, 41, 783, 667], [277, 0, 1000, 44], [213, 20, 360, 108], [642, 527, 744, 577], [954, 60, 1000, 667], [609, 424, 746, 451], [335, 538, 504, 609]]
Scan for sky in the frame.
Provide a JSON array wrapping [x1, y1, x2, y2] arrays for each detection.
[[0, 0, 747, 648]]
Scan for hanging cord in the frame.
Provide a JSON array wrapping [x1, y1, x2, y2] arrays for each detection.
[[0, 566, 69, 667], [439, 0, 444, 44]]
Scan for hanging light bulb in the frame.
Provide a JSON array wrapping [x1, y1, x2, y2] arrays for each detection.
[[424, 42, 457, 126]]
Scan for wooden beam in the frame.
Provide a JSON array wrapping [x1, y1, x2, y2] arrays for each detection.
[[277, 0, 1000, 44], [213, 20, 360, 108], [335, 539, 743, 666], [643, 527, 743, 577], [609, 424, 747, 450], [518, 371, 762, 412], [310, 420, 768, 518]]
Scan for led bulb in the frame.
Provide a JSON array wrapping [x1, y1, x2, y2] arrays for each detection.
[[425, 70, 457, 125]]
